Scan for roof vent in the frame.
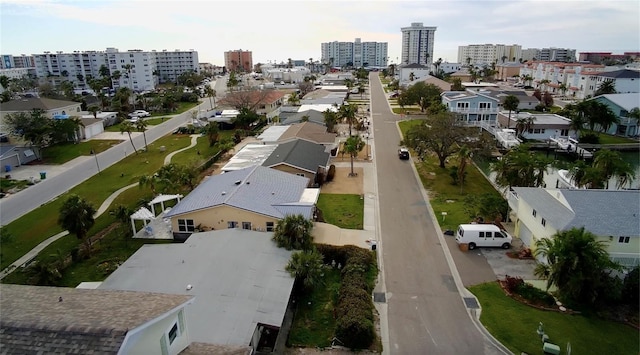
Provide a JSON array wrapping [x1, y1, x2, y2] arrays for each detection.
[[246, 181, 250, 184], [235, 180, 242, 185], [222, 191, 226, 195], [272, 192, 275, 195]]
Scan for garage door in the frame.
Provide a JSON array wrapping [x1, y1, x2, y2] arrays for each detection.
[[518, 222, 533, 248]]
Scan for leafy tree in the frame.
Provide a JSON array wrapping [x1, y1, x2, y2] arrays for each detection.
[[343, 135, 365, 177], [232, 107, 260, 130], [398, 82, 442, 112], [286, 248, 325, 293], [503, 95, 520, 129], [594, 79, 616, 96], [98, 64, 110, 79], [58, 195, 96, 254], [491, 144, 550, 188], [119, 120, 138, 154], [227, 71, 239, 91], [272, 214, 314, 250], [534, 227, 621, 306], [451, 78, 464, 91], [50, 116, 83, 144], [404, 112, 471, 168], [542, 91, 554, 107], [135, 119, 149, 151], [323, 109, 338, 133], [4, 109, 52, 159], [39, 82, 57, 98], [0, 75, 9, 90], [463, 193, 508, 222]]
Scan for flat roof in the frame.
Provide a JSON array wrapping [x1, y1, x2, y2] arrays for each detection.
[[99, 230, 294, 346], [221, 143, 278, 171], [507, 112, 570, 125], [257, 125, 289, 143]]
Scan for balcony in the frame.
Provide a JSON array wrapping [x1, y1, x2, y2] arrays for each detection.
[[449, 107, 499, 114]]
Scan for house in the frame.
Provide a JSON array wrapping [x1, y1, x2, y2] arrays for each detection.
[[77, 117, 105, 140], [497, 112, 577, 140], [279, 109, 327, 126], [590, 93, 640, 137], [495, 62, 524, 82], [220, 90, 286, 120], [81, 110, 118, 127], [398, 63, 430, 83], [259, 121, 337, 148], [0, 97, 82, 129], [591, 69, 640, 95], [261, 139, 331, 185], [484, 89, 540, 111], [99, 230, 293, 354], [220, 143, 279, 172], [508, 188, 640, 268], [404, 75, 451, 91], [0, 284, 194, 355], [0, 144, 38, 169], [449, 69, 472, 82], [441, 89, 500, 123], [163, 165, 317, 240]]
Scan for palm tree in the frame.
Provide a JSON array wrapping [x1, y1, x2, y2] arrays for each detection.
[[594, 79, 616, 96], [286, 249, 325, 293], [272, 214, 314, 250], [534, 227, 620, 305], [87, 105, 100, 119], [204, 86, 216, 109], [58, 195, 96, 254], [323, 109, 338, 133], [287, 92, 300, 106], [336, 103, 358, 136], [27, 261, 62, 286], [558, 83, 568, 97], [503, 95, 519, 129], [135, 119, 149, 151], [539, 79, 550, 92], [515, 115, 535, 138], [343, 135, 365, 177], [456, 145, 472, 192], [592, 149, 636, 189], [491, 145, 550, 189], [119, 120, 138, 154], [628, 107, 640, 126]]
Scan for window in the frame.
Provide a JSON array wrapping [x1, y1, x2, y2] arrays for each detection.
[[296, 173, 305, 177], [177, 219, 195, 232], [457, 102, 469, 109], [479, 102, 491, 109], [541, 218, 546, 226], [618, 236, 630, 244], [532, 209, 537, 217], [266, 222, 274, 232], [168, 323, 179, 344], [228, 221, 238, 228], [242, 222, 252, 230], [479, 232, 485, 238]]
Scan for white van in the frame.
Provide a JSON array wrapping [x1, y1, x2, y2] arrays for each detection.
[[455, 224, 512, 250]]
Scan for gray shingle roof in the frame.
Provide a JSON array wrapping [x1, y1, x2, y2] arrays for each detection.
[[262, 139, 330, 173], [594, 69, 640, 79], [0, 97, 80, 112], [0, 284, 193, 354], [164, 166, 311, 219], [513, 188, 640, 237], [281, 110, 327, 126]]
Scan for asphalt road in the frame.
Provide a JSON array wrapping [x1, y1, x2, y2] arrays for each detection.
[[0, 99, 214, 225], [369, 73, 502, 354]]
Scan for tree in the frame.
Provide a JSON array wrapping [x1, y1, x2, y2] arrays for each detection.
[[514, 115, 535, 138], [227, 71, 239, 91], [336, 102, 359, 136], [405, 112, 472, 168], [534, 227, 621, 306], [580, 100, 618, 133], [323, 109, 338, 133], [135, 119, 149, 151], [272, 214, 314, 250], [451, 78, 464, 91], [88, 105, 100, 119], [503, 95, 520, 129], [4, 109, 52, 159], [286, 249, 325, 292], [205, 122, 219, 147], [287, 91, 300, 106], [50, 116, 83, 144], [456, 145, 472, 192], [594, 79, 616, 96], [627, 107, 640, 125], [232, 107, 260, 130], [398, 82, 442, 112], [99, 64, 110, 79], [119, 120, 138, 154], [58, 195, 96, 254], [0, 75, 9, 90], [542, 91, 554, 107], [592, 149, 636, 189], [343, 135, 365, 176], [491, 144, 550, 188], [110, 204, 133, 243]]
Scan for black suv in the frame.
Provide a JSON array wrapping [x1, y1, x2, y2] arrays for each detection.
[[398, 148, 410, 160]]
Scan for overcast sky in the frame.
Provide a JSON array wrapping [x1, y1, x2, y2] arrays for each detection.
[[1, 0, 639, 66]]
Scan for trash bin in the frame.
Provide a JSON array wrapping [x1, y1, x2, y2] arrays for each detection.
[[371, 241, 377, 251], [39, 171, 46, 180], [4, 165, 11, 172]]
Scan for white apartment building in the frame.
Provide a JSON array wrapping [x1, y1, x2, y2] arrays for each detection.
[[457, 44, 522, 66], [33, 51, 110, 88], [153, 49, 199, 83], [106, 48, 158, 92], [521, 48, 540, 62], [538, 48, 576, 62], [1, 54, 35, 69], [401, 22, 436, 66], [321, 39, 388, 68]]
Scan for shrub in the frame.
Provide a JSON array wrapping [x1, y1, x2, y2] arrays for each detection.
[[315, 244, 347, 267], [516, 282, 556, 306], [326, 164, 336, 182], [335, 309, 375, 349], [336, 286, 373, 320], [579, 132, 600, 144], [622, 266, 639, 307], [504, 275, 524, 293]]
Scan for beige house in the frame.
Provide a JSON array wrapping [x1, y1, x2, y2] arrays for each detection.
[[0, 97, 82, 127], [509, 188, 640, 269], [164, 165, 319, 240]]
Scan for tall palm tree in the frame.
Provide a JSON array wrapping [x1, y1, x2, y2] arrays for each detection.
[[592, 149, 635, 189], [534, 227, 620, 305], [287, 92, 300, 106], [594, 79, 616, 96], [135, 119, 149, 151], [323, 109, 338, 133], [87, 105, 100, 119], [503, 95, 520, 129], [272, 214, 314, 250], [343, 135, 365, 177], [119, 120, 138, 154], [58, 195, 96, 254], [336, 103, 358, 136], [204, 86, 216, 109], [456, 145, 472, 192], [286, 249, 325, 293]]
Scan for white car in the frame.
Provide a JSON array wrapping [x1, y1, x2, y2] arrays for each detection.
[[128, 110, 150, 118]]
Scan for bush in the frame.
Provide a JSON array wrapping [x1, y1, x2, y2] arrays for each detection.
[[180, 92, 199, 102], [315, 244, 347, 267], [579, 132, 600, 144], [326, 164, 336, 182], [336, 286, 373, 320], [516, 282, 556, 307], [335, 309, 375, 349], [504, 275, 524, 293], [622, 266, 639, 307]]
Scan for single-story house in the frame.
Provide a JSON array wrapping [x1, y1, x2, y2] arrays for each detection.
[[0, 97, 82, 128], [99, 230, 293, 353], [590, 93, 640, 137], [279, 109, 327, 126], [220, 143, 279, 172], [441, 89, 500, 123], [0, 144, 38, 169], [0, 284, 194, 355], [163, 165, 318, 240], [398, 63, 430, 83], [81, 111, 118, 127], [220, 90, 286, 120], [404, 75, 452, 91], [508, 188, 640, 268], [262, 139, 331, 185], [497, 112, 577, 140], [258, 121, 336, 148]]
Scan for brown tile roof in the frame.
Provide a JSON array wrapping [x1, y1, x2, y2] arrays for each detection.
[[220, 89, 287, 107], [0, 284, 193, 354], [0, 97, 80, 112], [279, 122, 336, 144]]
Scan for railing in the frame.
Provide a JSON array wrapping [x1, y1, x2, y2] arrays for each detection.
[[609, 252, 640, 269], [449, 107, 499, 114]]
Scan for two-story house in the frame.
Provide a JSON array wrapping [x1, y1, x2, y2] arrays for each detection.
[[497, 112, 577, 141], [508, 187, 640, 269], [590, 93, 640, 137], [441, 89, 500, 123]]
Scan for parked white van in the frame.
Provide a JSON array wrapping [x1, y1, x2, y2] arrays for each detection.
[[455, 224, 512, 250]]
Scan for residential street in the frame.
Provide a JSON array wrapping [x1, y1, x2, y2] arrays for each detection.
[[369, 73, 506, 354]]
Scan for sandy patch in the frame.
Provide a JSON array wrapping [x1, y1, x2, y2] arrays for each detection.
[[320, 167, 364, 195]]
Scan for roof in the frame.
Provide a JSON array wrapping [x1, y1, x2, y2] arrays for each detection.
[[0, 284, 193, 354], [0, 97, 80, 112], [280, 110, 327, 126], [593, 93, 640, 111], [401, 63, 428, 69], [164, 165, 312, 219], [484, 89, 540, 104], [0, 145, 17, 157], [441, 89, 499, 102], [298, 104, 337, 113], [221, 143, 279, 171], [513, 188, 640, 237], [407, 76, 452, 91], [594, 69, 640, 79], [257, 125, 290, 142], [278, 121, 336, 145], [262, 139, 331, 173], [99, 230, 295, 346], [504, 112, 570, 125]]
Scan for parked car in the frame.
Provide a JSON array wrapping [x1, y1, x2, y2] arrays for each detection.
[[455, 224, 512, 250], [128, 110, 150, 118], [398, 147, 410, 160]]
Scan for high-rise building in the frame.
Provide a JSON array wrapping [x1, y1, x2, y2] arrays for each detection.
[[1, 54, 35, 69], [400, 22, 436, 66], [538, 48, 576, 62], [521, 48, 540, 62], [224, 50, 253, 72], [105, 48, 158, 91], [321, 39, 388, 68], [153, 49, 199, 83], [33, 50, 110, 88], [457, 44, 522, 65]]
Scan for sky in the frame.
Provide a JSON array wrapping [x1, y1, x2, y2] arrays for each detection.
[[1, 0, 639, 66]]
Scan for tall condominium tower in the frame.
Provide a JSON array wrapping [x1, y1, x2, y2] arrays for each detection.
[[400, 22, 436, 66], [320, 38, 388, 67]]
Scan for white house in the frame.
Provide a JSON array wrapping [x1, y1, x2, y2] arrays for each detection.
[[398, 63, 430, 83], [590, 93, 640, 137], [497, 112, 577, 140]]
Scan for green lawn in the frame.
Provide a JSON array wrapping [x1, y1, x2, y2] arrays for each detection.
[[398, 120, 503, 230], [41, 140, 122, 164], [287, 268, 341, 347], [0, 134, 193, 270], [470, 282, 640, 355], [594, 133, 638, 144], [316, 194, 364, 229]]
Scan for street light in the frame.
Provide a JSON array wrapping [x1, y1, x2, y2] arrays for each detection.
[[365, 133, 370, 160]]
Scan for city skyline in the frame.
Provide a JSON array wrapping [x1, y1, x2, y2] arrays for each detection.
[[1, 0, 638, 67]]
